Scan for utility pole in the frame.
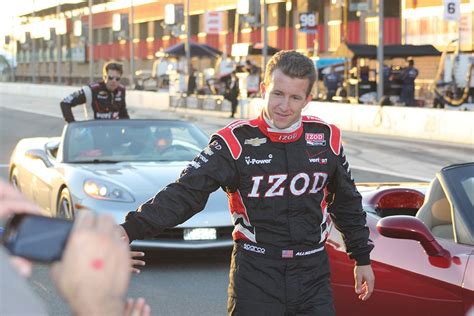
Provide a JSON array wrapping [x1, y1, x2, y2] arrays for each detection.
[[88, 0, 93, 83], [234, 11, 240, 44], [377, 0, 384, 102], [185, 0, 191, 82], [261, 0, 268, 76], [57, 1, 62, 84], [343, 0, 348, 43], [32, 0, 37, 83], [359, 10, 366, 44], [285, 1, 291, 49], [129, 0, 135, 88], [292, 0, 297, 49]]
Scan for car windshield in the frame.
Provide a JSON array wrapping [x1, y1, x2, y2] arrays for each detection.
[[64, 120, 209, 163], [442, 164, 474, 227]]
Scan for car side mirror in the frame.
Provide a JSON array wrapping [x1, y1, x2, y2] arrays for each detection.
[[45, 140, 60, 159], [376, 215, 450, 258], [25, 149, 53, 168], [365, 188, 425, 217]]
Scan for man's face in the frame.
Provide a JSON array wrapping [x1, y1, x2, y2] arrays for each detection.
[[155, 137, 170, 152], [260, 69, 312, 129], [104, 69, 122, 92]]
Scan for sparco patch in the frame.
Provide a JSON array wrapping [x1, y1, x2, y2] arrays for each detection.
[[243, 243, 266, 254]]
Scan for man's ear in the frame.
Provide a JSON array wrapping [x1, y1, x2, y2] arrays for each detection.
[[260, 81, 266, 99]]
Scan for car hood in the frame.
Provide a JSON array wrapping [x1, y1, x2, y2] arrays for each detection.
[[74, 161, 231, 225], [79, 161, 184, 194]]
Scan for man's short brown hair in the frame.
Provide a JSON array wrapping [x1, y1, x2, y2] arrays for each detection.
[[264, 50, 316, 96], [103, 61, 123, 76]]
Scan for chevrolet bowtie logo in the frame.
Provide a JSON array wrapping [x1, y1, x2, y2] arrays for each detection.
[[244, 137, 267, 147]]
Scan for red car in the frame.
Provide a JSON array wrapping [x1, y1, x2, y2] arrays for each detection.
[[327, 162, 474, 316]]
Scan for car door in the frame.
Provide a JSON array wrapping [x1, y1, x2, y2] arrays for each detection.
[[30, 141, 60, 212], [327, 214, 470, 316]]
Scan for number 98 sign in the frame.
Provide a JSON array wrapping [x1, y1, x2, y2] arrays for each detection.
[[299, 12, 318, 33]]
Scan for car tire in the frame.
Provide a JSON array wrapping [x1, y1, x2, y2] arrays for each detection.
[[57, 188, 74, 220], [10, 167, 20, 191]]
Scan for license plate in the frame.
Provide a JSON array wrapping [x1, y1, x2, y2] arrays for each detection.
[[183, 228, 217, 241]]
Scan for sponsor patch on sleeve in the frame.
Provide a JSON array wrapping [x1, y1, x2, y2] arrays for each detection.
[[305, 133, 326, 146]]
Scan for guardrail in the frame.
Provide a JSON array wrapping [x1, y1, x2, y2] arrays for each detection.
[[1, 82, 472, 146]]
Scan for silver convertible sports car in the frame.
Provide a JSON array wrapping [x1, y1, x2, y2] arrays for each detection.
[[9, 119, 232, 249]]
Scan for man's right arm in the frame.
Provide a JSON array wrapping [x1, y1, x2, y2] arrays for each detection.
[[60, 88, 87, 123], [121, 138, 237, 242]]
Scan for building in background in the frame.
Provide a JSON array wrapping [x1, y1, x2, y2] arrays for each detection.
[[2, 0, 471, 85]]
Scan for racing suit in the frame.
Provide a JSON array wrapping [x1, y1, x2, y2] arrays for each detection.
[[122, 113, 373, 315], [60, 81, 129, 122]]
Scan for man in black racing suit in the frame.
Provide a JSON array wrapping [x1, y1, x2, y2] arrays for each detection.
[[119, 51, 375, 315], [60, 61, 129, 123]]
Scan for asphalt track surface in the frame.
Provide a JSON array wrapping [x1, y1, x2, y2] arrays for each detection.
[[1, 94, 472, 315]]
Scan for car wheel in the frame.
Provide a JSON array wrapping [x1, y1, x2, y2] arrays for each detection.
[[10, 167, 20, 191], [57, 188, 74, 219]]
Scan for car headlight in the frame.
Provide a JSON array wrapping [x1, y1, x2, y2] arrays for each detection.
[[83, 179, 135, 202]]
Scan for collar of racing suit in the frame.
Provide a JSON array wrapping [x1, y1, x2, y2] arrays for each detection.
[[253, 112, 303, 143]]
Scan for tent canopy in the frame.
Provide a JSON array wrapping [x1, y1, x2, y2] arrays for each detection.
[[164, 42, 222, 58], [333, 43, 441, 59], [250, 43, 280, 55]]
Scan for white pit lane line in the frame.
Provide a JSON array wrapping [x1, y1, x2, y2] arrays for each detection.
[[0, 164, 9, 168]]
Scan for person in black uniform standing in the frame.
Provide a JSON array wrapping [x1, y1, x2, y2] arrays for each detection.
[[118, 51, 375, 315], [323, 65, 342, 101], [400, 58, 419, 106], [224, 71, 239, 118], [60, 61, 130, 122]]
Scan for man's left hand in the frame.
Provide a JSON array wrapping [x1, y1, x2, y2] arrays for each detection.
[[354, 264, 375, 301], [130, 251, 145, 274]]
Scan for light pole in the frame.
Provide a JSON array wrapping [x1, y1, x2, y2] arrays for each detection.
[[32, 0, 37, 83], [129, 0, 135, 88], [285, 1, 291, 49], [377, 0, 384, 102], [261, 0, 268, 76], [56, 1, 62, 84], [88, 0, 93, 83], [342, 0, 348, 43], [184, 0, 191, 82]]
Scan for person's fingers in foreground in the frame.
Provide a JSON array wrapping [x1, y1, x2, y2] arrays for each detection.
[[0, 180, 41, 218], [124, 297, 151, 316], [9, 256, 33, 277], [72, 211, 95, 232], [95, 214, 117, 236]]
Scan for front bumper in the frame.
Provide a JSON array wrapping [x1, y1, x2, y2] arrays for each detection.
[[78, 200, 234, 250]]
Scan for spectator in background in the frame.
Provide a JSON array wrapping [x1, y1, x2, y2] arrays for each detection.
[[187, 68, 197, 95], [60, 61, 129, 123], [383, 64, 392, 96], [0, 180, 150, 316], [224, 71, 239, 118], [324, 65, 342, 101], [360, 66, 370, 83], [400, 58, 419, 106]]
